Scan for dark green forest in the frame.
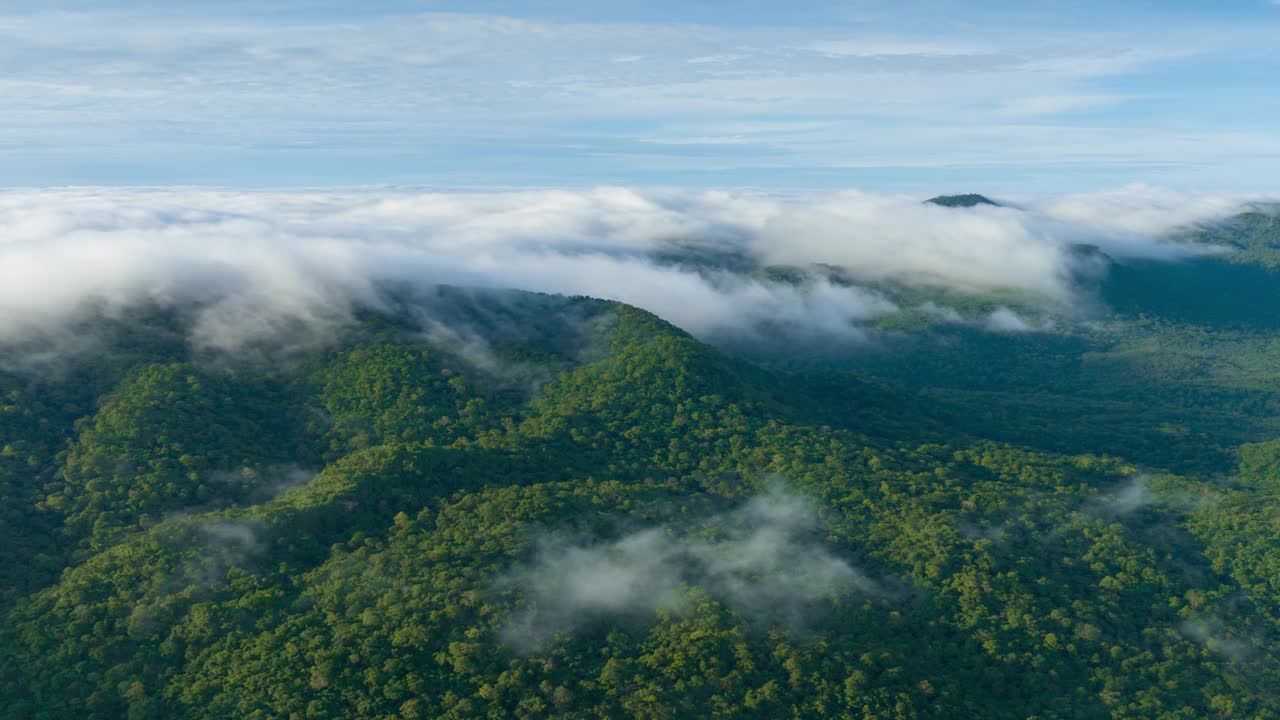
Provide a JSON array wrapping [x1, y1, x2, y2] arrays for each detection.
[[5, 210, 1280, 719]]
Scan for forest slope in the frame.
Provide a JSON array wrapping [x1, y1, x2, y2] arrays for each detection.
[[2, 290, 1280, 719]]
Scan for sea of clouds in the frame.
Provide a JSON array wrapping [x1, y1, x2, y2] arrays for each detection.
[[0, 184, 1268, 357]]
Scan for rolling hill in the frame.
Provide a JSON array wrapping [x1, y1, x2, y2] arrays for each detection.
[[4, 260, 1280, 718]]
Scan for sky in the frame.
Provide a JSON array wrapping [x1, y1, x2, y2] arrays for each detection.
[[2, 1, 1279, 191]]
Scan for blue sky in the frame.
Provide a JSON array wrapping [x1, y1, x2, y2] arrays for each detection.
[[3, 1, 1279, 191]]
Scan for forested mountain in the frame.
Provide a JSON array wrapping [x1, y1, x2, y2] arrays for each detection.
[[4, 206, 1280, 719]]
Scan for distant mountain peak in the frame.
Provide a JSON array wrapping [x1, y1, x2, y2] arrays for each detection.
[[925, 194, 1000, 208]]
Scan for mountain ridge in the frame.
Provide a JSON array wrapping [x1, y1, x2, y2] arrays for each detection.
[[925, 193, 1001, 208], [4, 225, 1280, 717]]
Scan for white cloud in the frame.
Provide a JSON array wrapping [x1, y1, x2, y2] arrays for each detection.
[[999, 94, 1131, 117], [1180, 619, 1254, 661], [803, 40, 988, 58], [0, 185, 1262, 358], [498, 486, 876, 650], [1030, 184, 1275, 237], [985, 307, 1038, 333], [0, 8, 1270, 187], [757, 192, 1077, 298]]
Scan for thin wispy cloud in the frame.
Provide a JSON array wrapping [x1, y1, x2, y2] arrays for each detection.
[[1, 3, 1276, 188], [803, 40, 989, 58], [999, 95, 1134, 118], [498, 486, 879, 651]]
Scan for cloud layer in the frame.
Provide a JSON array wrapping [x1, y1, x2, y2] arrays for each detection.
[[0, 185, 1263, 359]]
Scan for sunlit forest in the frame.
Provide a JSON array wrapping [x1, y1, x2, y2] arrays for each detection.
[[2, 205, 1280, 720]]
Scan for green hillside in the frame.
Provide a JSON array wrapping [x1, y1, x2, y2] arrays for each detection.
[[3, 285, 1280, 719], [718, 207, 1280, 477]]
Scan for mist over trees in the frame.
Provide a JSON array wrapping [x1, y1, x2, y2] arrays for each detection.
[[2, 194, 1280, 718]]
